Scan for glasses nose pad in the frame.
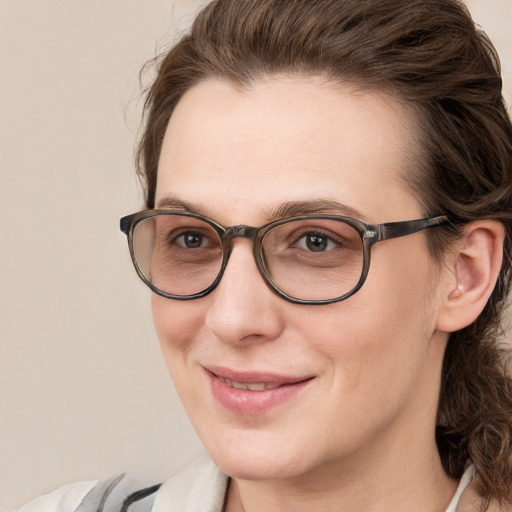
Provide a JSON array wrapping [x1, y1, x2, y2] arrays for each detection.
[[207, 243, 232, 292], [252, 234, 290, 301], [253, 241, 272, 282]]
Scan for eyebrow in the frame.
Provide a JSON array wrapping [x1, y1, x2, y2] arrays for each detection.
[[156, 195, 207, 214], [267, 200, 368, 222], [156, 194, 368, 222]]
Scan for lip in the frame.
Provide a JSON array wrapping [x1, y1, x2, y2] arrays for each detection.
[[205, 366, 314, 415]]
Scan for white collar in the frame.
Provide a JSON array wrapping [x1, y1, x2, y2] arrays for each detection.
[[444, 465, 476, 512], [152, 452, 228, 512]]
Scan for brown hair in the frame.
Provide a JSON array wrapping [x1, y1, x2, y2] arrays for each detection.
[[136, 0, 512, 507]]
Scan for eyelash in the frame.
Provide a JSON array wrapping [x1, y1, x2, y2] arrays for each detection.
[[289, 229, 345, 251]]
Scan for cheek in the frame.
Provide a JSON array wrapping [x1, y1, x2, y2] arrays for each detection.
[[151, 294, 219, 424], [151, 294, 205, 376], [309, 243, 440, 404], [367, 237, 439, 330]]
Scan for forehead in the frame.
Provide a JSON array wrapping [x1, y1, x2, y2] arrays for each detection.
[[156, 76, 423, 224]]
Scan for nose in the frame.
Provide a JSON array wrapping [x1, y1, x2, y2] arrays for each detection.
[[204, 240, 285, 346]]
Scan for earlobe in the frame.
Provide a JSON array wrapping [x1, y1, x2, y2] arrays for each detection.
[[436, 221, 504, 333]]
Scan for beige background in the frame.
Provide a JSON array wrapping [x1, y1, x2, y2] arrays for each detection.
[[1, 1, 511, 509]]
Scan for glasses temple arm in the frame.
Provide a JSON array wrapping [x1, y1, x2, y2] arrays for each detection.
[[376, 215, 449, 241]]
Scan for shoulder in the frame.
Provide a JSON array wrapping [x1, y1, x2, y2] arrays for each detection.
[[14, 453, 227, 512], [14, 480, 98, 512], [14, 475, 156, 512]]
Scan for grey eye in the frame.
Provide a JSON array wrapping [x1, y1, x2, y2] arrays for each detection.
[[177, 232, 206, 248], [298, 233, 336, 252]]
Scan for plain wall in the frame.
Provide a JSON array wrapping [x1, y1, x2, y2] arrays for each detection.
[[1, 1, 511, 509]]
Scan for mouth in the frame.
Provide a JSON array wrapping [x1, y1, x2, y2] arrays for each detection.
[[205, 366, 314, 415], [217, 378, 282, 391]]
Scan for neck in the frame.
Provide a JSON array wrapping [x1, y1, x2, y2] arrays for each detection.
[[225, 437, 457, 512]]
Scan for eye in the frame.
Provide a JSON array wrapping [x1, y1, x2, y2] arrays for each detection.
[[175, 231, 209, 249], [296, 231, 339, 252]]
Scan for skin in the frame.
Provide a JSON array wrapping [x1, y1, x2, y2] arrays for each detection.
[[151, 76, 489, 511]]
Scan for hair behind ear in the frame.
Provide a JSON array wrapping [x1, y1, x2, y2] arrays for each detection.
[[435, 223, 512, 509], [437, 331, 512, 510]]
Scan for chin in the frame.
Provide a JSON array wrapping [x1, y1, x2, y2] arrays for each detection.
[[211, 449, 304, 480], [198, 426, 323, 481]]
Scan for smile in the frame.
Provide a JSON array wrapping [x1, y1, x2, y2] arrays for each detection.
[[218, 378, 281, 391], [206, 367, 314, 415]]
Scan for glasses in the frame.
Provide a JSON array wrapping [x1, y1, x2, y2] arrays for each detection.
[[120, 210, 448, 305]]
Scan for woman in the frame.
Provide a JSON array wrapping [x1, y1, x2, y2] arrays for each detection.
[[19, 0, 512, 511]]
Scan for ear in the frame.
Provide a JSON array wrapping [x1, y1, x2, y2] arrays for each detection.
[[436, 220, 504, 333]]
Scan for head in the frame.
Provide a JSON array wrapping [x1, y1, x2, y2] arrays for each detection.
[[132, 0, 512, 505]]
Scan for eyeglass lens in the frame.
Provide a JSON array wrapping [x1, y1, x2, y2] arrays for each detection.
[[131, 214, 364, 301]]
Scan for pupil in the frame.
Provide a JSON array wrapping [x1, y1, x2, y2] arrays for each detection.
[[306, 234, 327, 252], [184, 234, 202, 248]]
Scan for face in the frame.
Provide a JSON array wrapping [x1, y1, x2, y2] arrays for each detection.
[[152, 77, 448, 483]]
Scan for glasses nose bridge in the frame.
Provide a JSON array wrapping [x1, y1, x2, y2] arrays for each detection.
[[224, 224, 258, 243], [222, 224, 262, 270], [220, 224, 265, 285]]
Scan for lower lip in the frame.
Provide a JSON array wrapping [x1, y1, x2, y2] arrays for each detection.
[[208, 372, 312, 415]]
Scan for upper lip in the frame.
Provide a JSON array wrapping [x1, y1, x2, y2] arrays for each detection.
[[205, 365, 314, 385]]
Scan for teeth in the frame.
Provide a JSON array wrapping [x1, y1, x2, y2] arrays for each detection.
[[221, 378, 280, 391]]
